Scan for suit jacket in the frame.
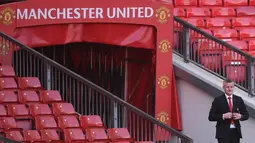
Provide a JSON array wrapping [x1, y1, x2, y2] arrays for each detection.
[[208, 94, 249, 139]]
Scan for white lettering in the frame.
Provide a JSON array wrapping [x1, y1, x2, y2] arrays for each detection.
[[96, 8, 103, 18], [145, 7, 154, 18], [107, 8, 115, 18], [38, 9, 47, 19], [137, 7, 143, 18], [28, 9, 37, 19], [74, 8, 80, 19], [57, 8, 66, 19], [17, 8, 28, 19], [81, 8, 88, 18], [89, 8, 95, 18], [48, 8, 56, 19], [67, 8, 73, 19]]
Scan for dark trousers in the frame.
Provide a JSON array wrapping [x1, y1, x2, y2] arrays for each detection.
[[218, 129, 240, 143]]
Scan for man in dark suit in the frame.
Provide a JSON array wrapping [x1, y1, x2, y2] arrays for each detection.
[[208, 78, 249, 143]]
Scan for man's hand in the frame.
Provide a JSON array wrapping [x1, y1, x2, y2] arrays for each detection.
[[223, 112, 232, 119], [233, 113, 242, 120]]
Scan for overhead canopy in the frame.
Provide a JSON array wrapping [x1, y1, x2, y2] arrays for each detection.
[[0, 0, 170, 49]]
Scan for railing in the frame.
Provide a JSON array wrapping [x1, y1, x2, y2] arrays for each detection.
[[174, 16, 255, 97], [0, 32, 193, 143]]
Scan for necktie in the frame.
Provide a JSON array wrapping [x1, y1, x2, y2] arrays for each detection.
[[228, 96, 234, 124]]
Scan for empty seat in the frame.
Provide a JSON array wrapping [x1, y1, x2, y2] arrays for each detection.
[[0, 78, 17, 90], [63, 128, 87, 143], [41, 129, 63, 143], [0, 105, 7, 117], [0, 66, 15, 77], [186, 8, 211, 17], [29, 104, 52, 117], [18, 90, 40, 104], [211, 7, 236, 17], [239, 28, 255, 40], [85, 128, 110, 142], [7, 104, 31, 119], [5, 131, 24, 142], [227, 41, 248, 51], [23, 130, 43, 143], [18, 77, 42, 90], [198, 0, 223, 7], [248, 40, 255, 51], [52, 103, 77, 117], [108, 128, 134, 142], [57, 115, 80, 129], [232, 17, 255, 28], [174, 0, 198, 7], [206, 18, 231, 29], [213, 29, 239, 41], [236, 6, 255, 17], [183, 18, 205, 28], [174, 8, 185, 17], [35, 115, 58, 130], [80, 115, 104, 129], [0, 90, 18, 104], [0, 117, 21, 131], [40, 90, 62, 103], [250, 0, 255, 5], [224, 0, 248, 6]]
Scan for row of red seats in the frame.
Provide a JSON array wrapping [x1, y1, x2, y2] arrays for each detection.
[[176, 17, 255, 29], [0, 103, 77, 118], [173, 0, 255, 7], [175, 7, 255, 18], [0, 90, 62, 105], [5, 128, 138, 143], [175, 24, 255, 40]]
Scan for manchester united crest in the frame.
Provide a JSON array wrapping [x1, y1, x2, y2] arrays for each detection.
[[0, 41, 10, 56], [158, 76, 170, 89], [155, 6, 171, 24], [0, 7, 16, 25], [159, 40, 171, 53], [157, 112, 169, 124]]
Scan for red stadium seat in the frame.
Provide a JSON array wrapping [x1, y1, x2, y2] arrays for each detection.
[[0, 66, 15, 77], [57, 115, 80, 129], [198, 42, 223, 71], [0, 78, 17, 90], [63, 128, 87, 143], [35, 115, 58, 130], [7, 104, 31, 119], [0, 90, 18, 104], [248, 40, 255, 51], [239, 28, 255, 40], [108, 128, 134, 142], [250, 0, 255, 5], [18, 90, 41, 104], [227, 41, 248, 52], [85, 128, 110, 142], [236, 6, 255, 17], [198, 0, 223, 7], [17, 77, 42, 90], [206, 18, 231, 30], [39, 90, 63, 103], [23, 130, 44, 143], [211, 7, 236, 17], [0, 117, 21, 131], [232, 17, 255, 28], [182, 18, 205, 28], [80, 115, 104, 129], [223, 0, 248, 6], [0, 105, 7, 117], [186, 8, 211, 17], [29, 104, 52, 117], [174, 8, 186, 17], [174, 0, 198, 7], [41, 129, 63, 143], [213, 29, 239, 41], [52, 103, 77, 117], [5, 131, 24, 142]]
